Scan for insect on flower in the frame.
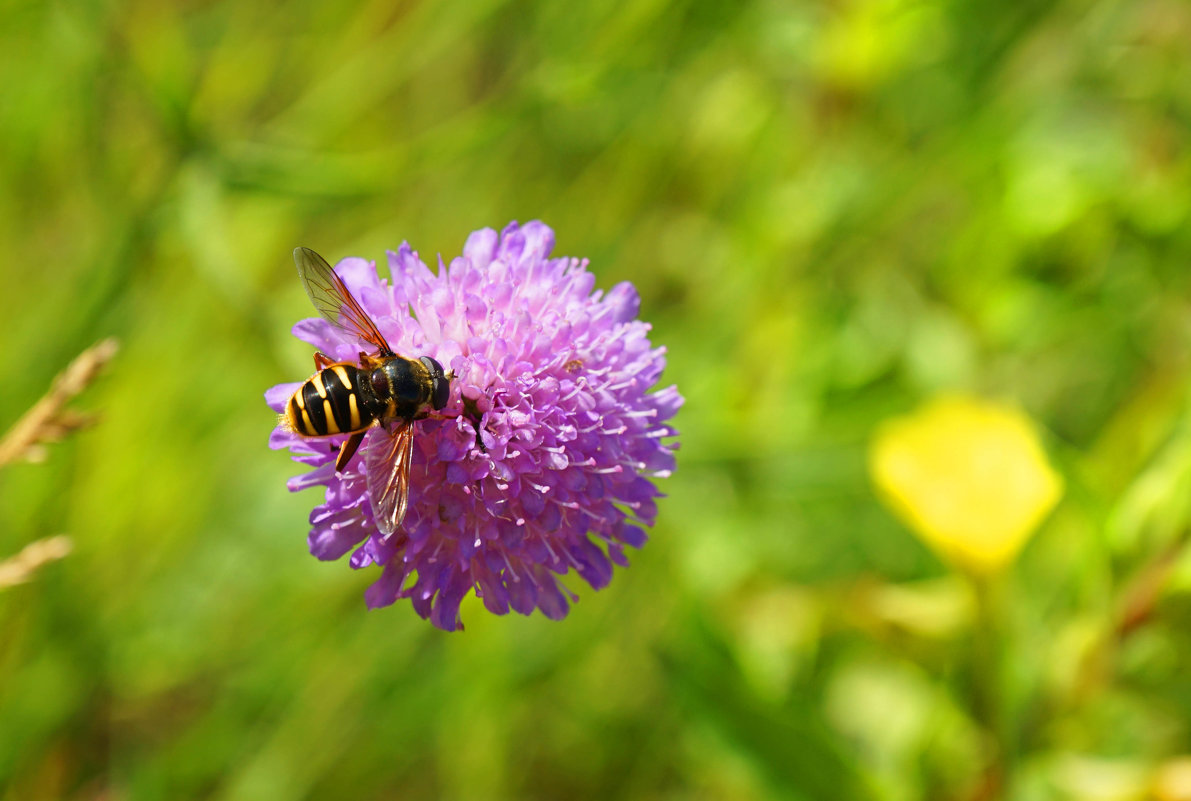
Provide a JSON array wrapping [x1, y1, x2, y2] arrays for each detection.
[[280, 247, 452, 536], [267, 222, 682, 630]]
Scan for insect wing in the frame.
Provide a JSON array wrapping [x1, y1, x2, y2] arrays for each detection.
[[365, 422, 415, 537], [293, 246, 392, 355]]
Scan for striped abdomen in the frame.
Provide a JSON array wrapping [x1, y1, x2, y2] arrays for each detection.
[[286, 365, 378, 437]]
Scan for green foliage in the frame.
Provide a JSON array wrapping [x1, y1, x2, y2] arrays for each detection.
[[2, 0, 1191, 798]]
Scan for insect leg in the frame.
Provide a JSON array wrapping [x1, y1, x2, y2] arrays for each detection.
[[359, 351, 387, 369], [314, 351, 334, 370], [335, 430, 367, 473]]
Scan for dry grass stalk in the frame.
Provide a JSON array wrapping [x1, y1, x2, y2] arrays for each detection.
[[0, 535, 73, 589], [0, 338, 119, 466]]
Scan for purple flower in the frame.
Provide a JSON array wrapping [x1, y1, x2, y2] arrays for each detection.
[[266, 221, 682, 630]]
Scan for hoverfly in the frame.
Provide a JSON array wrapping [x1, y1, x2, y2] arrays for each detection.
[[282, 247, 452, 536]]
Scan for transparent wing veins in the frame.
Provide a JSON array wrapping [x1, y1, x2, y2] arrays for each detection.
[[293, 246, 392, 355], [365, 422, 415, 538]]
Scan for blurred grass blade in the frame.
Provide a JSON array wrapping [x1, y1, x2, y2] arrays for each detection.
[[0, 338, 118, 466], [663, 620, 879, 801], [0, 535, 72, 589]]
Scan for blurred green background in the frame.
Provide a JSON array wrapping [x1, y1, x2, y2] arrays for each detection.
[[3, 0, 1191, 798]]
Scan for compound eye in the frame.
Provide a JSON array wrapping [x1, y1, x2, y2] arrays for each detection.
[[432, 376, 450, 410], [419, 356, 451, 410], [419, 356, 444, 377], [369, 369, 390, 398]]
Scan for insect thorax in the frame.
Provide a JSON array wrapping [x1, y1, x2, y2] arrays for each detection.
[[371, 357, 432, 419]]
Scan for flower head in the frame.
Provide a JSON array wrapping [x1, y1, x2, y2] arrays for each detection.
[[869, 395, 1063, 575], [266, 222, 682, 630]]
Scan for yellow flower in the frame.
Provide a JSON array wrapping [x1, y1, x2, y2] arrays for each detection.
[[869, 395, 1063, 575]]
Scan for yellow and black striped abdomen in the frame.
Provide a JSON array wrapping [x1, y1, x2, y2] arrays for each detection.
[[286, 365, 373, 437]]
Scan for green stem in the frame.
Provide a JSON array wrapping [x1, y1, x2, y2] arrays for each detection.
[[968, 572, 1009, 800]]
